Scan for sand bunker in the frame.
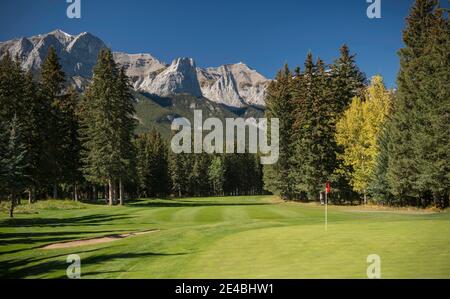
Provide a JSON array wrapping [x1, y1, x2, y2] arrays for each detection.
[[42, 229, 159, 249]]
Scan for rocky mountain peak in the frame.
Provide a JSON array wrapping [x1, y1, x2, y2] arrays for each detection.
[[0, 30, 269, 108], [139, 57, 202, 97], [0, 29, 107, 78], [197, 62, 269, 108]]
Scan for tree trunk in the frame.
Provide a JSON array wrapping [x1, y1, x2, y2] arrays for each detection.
[[32, 186, 36, 203], [119, 178, 124, 206], [108, 179, 113, 206], [113, 180, 117, 204], [93, 186, 98, 202], [74, 183, 78, 201], [53, 184, 58, 199], [9, 193, 16, 218], [364, 190, 367, 205], [28, 189, 32, 205]]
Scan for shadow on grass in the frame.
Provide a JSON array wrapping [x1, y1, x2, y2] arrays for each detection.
[[0, 229, 133, 247], [0, 213, 132, 228], [127, 199, 270, 208], [1, 251, 189, 279]]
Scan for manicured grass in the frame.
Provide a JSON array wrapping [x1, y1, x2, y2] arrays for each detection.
[[0, 196, 449, 278]]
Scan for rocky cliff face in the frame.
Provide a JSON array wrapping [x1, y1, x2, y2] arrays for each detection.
[[138, 57, 203, 98], [197, 63, 268, 108], [112, 52, 166, 90], [0, 30, 270, 108], [0, 29, 107, 78]]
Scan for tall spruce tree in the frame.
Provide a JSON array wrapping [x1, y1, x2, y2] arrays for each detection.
[[208, 155, 225, 196], [18, 70, 49, 203], [369, 123, 395, 205], [62, 87, 83, 201], [263, 64, 295, 199], [330, 45, 367, 116], [290, 53, 318, 199], [0, 53, 47, 202], [190, 153, 212, 196], [80, 49, 135, 205], [0, 115, 28, 217], [0, 119, 7, 199], [115, 67, 137, 204], [290, 54, 336, 200], [39, 46, 68, 198], [135, 130, 169, 198], [383, 0, 449, 207], [169, 151, 188, 197], [329, 45, 367, 200], [135, 133, 151, 197], [0, 53, 21, 124]]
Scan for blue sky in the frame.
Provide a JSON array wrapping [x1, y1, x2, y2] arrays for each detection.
[[0, 0, 425, 87]]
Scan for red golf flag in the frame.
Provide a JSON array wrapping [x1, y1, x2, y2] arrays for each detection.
[[326, 181, 330, 194]]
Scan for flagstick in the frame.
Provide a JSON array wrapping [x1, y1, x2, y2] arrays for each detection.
[[325, 190, 328, 231]]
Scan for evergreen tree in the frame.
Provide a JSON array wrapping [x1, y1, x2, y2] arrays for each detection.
[[263, 64, 295, 199], [290, 54, 335, 200], [152, 132, 170, 197], [39, 46, 68, 198], [79, 49, 135, 205], [330, 44, 367, 116], [114, 67, 137, 204], [169, 151, 188, 197], [135, 130, 169, 198], [0, 115, 28, 217], [135, 133, 151, 197], [0, 53, 47, 202], [240, 153, 259, 195], [62, 87, 83, 201], [0, 53, 20, 123], [253, 153, 264, 195], [208, 155, 225, 196], [0, 120, 7, 199], [329, 45, 367, 200], [22, 71, 46, 203], [223, 153, 239, 196], [383, 0, 449, 207], [190, 153, 211, 196], [369, 124, 395, 205]]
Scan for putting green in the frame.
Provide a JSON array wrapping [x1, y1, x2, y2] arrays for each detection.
[[0, 196, 449, 278]]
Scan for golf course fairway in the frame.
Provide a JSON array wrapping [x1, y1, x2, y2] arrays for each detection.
[[1, 196, 449, 278]]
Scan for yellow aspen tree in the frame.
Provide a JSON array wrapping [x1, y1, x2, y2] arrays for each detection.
[[335, 75, 391, 202]]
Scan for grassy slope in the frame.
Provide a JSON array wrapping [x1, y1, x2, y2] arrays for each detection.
[[0, 196, 449, 279]]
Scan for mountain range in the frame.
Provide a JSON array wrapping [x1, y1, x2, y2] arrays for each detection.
[[0, 29, 269, 109]]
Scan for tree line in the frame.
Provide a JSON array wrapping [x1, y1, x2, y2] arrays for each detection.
[[369, 0, 449, 208], [134, 131, 263, 198], [264, 0, 449, 208], [0, 47, 264, 216]]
